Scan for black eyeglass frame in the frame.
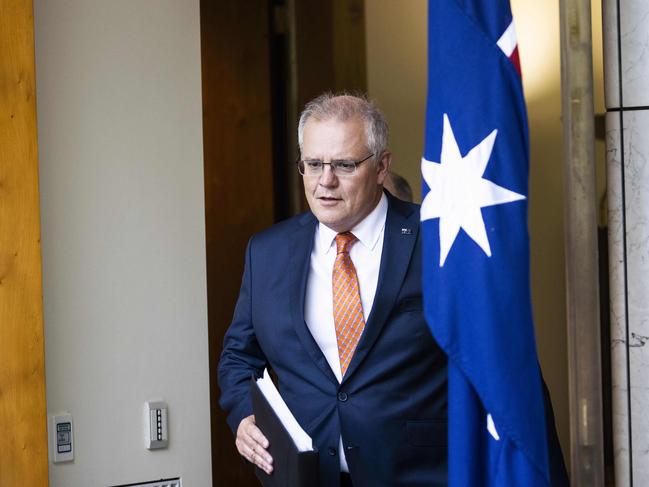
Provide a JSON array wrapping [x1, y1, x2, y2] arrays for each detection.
[[296, 153, 375, 176]]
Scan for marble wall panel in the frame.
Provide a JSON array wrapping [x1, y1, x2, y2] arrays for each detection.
[[605, 0, 649, 483], [624, 109, 649, 484], [620, 0, 649, 107], [604, 0, 649, 109], [606, 111, 630, 486], [603, 0, 620, 109], [607, 109, 649, 486]]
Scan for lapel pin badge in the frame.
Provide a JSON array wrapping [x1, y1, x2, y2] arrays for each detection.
[[401, 228, 412, 235]]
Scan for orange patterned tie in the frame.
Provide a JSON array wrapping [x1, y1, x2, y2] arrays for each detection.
[[333, 232, 365, 376]]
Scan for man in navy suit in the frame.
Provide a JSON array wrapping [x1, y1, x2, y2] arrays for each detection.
[[218, 94, 566, 487]]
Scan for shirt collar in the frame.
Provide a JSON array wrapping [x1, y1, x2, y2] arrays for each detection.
[[318, 193, 388, 254]]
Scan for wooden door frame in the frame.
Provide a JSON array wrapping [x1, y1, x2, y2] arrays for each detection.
[[0, 0, 49, 485]]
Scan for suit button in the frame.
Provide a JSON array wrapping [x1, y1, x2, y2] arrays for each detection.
[[337, 392, 348, 402], [328, 447, 337, 456]]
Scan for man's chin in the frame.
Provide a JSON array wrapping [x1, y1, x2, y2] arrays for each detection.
[[312, 211, 348, 232]]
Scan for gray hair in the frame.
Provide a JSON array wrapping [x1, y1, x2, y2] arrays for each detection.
[[297, 93, 389, 165]]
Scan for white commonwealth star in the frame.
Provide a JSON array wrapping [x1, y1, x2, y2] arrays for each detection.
[[421, 114, 526, 267]]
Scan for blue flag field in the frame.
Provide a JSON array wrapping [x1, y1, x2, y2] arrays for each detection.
[[421, 0, 551, 485]]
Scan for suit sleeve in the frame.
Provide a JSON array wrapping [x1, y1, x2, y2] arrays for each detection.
[[218, 238, 268, 434]]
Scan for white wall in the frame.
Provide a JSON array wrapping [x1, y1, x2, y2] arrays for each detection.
[[34, 1, 212, 486]]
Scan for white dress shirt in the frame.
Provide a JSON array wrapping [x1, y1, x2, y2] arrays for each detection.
[[304, 193, 388, 471]]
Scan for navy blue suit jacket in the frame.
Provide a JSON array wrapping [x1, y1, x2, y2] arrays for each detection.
[[219, 194, 448, 486], [218, 193, 567, 487]]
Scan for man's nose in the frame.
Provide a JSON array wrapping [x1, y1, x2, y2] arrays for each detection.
[[318, 164, 337, 186]]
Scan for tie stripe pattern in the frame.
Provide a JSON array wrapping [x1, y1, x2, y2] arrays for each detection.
[[333, 232, 365, 376]]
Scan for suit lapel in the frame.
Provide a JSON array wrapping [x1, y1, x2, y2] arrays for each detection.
[[288, 212, 339, 384], [342, 196, 419, 382]]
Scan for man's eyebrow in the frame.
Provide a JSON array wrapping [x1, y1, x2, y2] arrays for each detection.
[[301, 155, 358, 161]]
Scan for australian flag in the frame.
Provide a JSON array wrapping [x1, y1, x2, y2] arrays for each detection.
[[421, 0, 551, 485]]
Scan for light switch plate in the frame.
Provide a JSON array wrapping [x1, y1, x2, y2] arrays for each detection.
[[49, 412, 74, 463], [145, 401, 168, 449]]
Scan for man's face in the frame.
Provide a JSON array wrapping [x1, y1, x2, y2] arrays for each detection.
[[301, 117, 390, 233]]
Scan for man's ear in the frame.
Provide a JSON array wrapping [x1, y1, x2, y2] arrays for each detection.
[[376, 151, 392, 184]]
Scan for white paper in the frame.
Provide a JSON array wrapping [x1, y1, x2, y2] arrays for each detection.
[[256, 369, 314, 452]]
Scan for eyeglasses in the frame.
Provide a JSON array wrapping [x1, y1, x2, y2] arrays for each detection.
[[296, 154, 374, 176]]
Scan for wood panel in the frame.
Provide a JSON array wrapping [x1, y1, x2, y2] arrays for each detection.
[[332, 0, 367, 93], [286, 0, 367, 213], [0, 1, 49, 486], [293, 0, 366, 108], [200, 1, 275, 485]]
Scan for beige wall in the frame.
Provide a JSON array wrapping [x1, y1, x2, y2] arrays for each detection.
[[366, 0, 605, 466], [366, 1, 427, 203], [35, 1, 212, 485], [513, 0, 569, 464]]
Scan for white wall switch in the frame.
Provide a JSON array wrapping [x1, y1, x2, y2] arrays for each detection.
[[145, 401, 168, 449], [49, 413, 74, 463]]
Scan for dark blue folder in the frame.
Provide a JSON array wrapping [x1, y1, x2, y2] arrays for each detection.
[[250, 378, 319, 487]]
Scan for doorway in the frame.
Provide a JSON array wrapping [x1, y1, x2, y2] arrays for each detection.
[[200, 1, 366, 485]]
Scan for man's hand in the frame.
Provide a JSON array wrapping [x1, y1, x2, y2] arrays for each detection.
[[236, 415, 273, 474]]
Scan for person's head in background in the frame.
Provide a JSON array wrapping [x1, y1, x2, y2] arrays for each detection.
[[384, 171, 413, 202]]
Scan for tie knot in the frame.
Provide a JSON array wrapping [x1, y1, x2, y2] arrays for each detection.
[[335, 232, 358, 254]]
